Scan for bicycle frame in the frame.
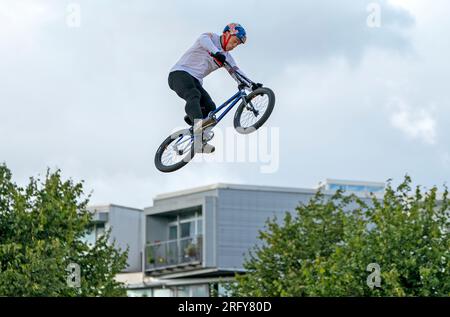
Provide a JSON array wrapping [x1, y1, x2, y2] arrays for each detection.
[[174, 88, 248, 150], [209, 89, 247, 123], [174, 60, 255, 148], [207, 60, 254, 124]]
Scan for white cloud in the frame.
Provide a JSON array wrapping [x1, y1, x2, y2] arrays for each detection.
[[0, 1, 58, 46], [441, 151, 450, 170], [388, 98, 437, 145], [1, 0, 449, 206]]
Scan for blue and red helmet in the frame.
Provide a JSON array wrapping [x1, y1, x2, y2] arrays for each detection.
[[223, 23, 247, 44]]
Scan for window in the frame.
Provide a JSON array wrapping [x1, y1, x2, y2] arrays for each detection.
[[175, 286, 189, 297], [366, 186, 384, 192], [83, 227, 96, 245], [167, 211, 203, 241], [127, 289, 152, 297], [153, 288, 172, 297], [181, 221, 195, 238], [82, 223, 106, 246], [172, 285, 209, 297], [328, 183, 384, 193], [347, 185, 365, 192], [169, 225, 178, 240], [96, 223, 105, 240], [329, 184, 344, 191], [191, 285, 209, 297]]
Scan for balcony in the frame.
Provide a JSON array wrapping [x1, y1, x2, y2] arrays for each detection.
[[145, 235, 203, 273]]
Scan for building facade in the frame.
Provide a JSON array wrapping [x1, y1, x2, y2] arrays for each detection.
[[87, 204, 143, 272], [89, 180, 385, 297], [137, 180, 384, 296]]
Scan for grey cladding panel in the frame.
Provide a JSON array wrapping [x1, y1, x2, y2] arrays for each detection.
[[216, 189, 315, 269]]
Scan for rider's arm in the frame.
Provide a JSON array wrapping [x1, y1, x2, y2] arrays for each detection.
[[224, 54, 250, 86], [198, 33, 221, 55]]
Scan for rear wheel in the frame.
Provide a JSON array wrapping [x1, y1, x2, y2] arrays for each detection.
[[154, 129, 195, 173], [234, 87, 275, 134]]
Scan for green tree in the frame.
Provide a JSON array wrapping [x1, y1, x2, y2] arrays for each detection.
[[230, 176, 450, 296], [0, 163, 128, 296]]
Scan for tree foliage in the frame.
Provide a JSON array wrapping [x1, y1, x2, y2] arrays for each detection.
[[0, 163, 128, 296], [230, 176, 450, 296]]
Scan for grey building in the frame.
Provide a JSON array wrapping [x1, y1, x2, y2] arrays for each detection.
[[86, 204, 143, 272], [138, 180, 385, 296]]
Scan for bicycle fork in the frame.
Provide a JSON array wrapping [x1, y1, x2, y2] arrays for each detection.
[[241, 95, 259, 117]]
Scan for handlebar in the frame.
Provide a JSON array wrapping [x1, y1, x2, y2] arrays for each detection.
[[223, 60, 254, 86], [209, 51, 254, 87]]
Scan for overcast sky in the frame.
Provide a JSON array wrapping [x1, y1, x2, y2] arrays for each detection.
[[1, 0, 449, 208]]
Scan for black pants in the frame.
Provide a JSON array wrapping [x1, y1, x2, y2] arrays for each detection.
[[168, 71, 216, 121]]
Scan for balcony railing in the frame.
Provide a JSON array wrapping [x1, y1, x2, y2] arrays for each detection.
[[145, 235, 203, 271]]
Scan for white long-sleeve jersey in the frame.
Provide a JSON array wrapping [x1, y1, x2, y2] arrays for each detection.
[[170, 33, 248, 86]]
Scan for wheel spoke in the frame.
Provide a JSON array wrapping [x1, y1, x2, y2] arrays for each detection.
[[240, 94, 269, 128], [160, 134, 193, 167]]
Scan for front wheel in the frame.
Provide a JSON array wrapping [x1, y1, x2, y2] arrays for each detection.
[[234, 87, 275, 134], [154, 129, 195, 173]]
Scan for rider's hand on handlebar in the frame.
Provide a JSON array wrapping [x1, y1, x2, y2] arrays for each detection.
[[211, 51, 226, 65], [251, 83, 263, 91], [238, 83, 248, 90]]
